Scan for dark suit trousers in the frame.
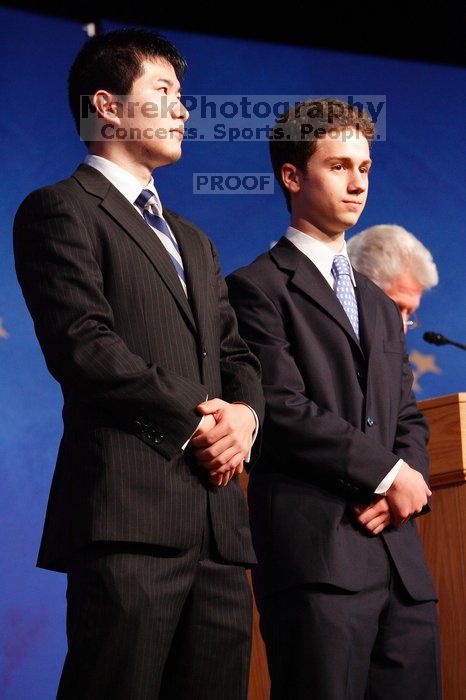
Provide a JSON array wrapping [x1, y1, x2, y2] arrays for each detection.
[[57, 518, 252, 700], [258, 537, 441, 700]]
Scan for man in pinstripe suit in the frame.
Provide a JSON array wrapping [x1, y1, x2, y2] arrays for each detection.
[[13, 29, 264, 699]]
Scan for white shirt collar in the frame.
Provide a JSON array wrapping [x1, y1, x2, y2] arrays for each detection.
[[285, 226, 356, 288], [84, 154, 163, 213]]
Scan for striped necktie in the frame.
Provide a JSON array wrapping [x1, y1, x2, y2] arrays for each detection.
[[331, 254, 359, 339], [135, 188, 187, 294]]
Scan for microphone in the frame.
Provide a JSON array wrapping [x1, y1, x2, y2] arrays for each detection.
[[423, 331, 466, 351]]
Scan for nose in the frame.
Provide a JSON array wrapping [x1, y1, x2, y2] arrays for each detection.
[[348, 169, 366, 194], [399, 308, 409, 322], [399, 308, 410, 334], [171, 97, 189, 122]]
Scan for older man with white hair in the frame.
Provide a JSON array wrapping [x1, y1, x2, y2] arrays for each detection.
[[347, 225, 438, 332]]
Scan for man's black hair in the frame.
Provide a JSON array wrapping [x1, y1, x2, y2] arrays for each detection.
[[68, 28, 187, 137]]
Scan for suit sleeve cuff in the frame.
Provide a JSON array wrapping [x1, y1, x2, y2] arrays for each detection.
[[181, 394, 209, 450], [374, 459, 404, 494]]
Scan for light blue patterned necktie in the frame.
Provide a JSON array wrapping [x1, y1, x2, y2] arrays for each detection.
[[331, 254, 359, 339], [135, 188, 187, 292]]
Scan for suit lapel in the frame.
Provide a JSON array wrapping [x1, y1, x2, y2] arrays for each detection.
[[163, 209, 210, 344], [354, 271, 378, 358], [73, 164, 197, 335], [270, 237, 365, 358]]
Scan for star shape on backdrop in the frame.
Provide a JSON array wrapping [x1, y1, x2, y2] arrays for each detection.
[[409, 348, 441, 393], [0, 317, 9, 339]]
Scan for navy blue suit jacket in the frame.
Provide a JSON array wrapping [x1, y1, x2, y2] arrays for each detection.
[[227, 236, 436, 603]]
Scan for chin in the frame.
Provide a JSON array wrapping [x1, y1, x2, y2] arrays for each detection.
[[163, 146, 183, 164], [341, 214, 362, 230], [171, 148, 183, 163], [152, 148, 183, 168]]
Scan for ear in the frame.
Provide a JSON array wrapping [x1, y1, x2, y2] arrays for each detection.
[[92, 90, 123, 124], [281, 163, 303, 195]]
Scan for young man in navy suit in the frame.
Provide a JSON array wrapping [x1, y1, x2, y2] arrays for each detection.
[[227, 99, 441, 699]]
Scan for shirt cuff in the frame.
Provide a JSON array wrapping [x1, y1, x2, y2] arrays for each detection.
[[233, 402, 259, 463], [374, 459, 404, 494]]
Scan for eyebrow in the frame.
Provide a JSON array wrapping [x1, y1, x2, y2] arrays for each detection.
[[325, 156, 372, 166]]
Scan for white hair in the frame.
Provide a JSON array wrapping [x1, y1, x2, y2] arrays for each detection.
[[347, 224, 439, 290]]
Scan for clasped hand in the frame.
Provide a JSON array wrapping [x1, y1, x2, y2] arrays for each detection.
[[353, 461, 432, 535], [189, 399, 255, 487]]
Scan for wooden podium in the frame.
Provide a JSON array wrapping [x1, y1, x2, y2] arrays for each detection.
[[417, 393, 466, 700], [238, 474, 271, 699], [242, 392, 466, 699]]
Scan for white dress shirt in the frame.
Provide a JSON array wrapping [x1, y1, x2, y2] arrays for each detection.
[[284, 226, 402, 495], [285, 226, 356, 289], [84, 155, 189, 294], [85, 153, 163, 214], [84, 154, 258, 459]]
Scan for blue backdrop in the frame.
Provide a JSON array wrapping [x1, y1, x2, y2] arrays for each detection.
[[1, 6, 465, 698]]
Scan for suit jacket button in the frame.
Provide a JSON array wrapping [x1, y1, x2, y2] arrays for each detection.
[[367, 417, 374, 427], [202, 349, 208, 358]]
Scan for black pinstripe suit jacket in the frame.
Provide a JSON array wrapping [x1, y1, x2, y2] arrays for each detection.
[[14, 164, 264, 572]]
